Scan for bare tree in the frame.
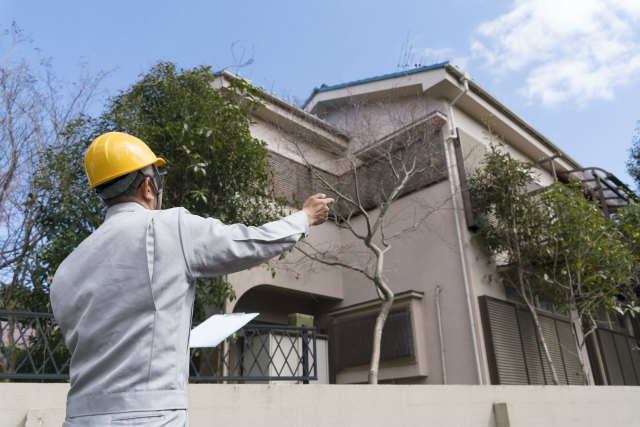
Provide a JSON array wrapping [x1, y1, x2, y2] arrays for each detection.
[[0, 23, 106, 311], [270, 92, 451, 384]]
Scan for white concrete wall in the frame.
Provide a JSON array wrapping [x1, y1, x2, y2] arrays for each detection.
[[2, 383, 639, 427]]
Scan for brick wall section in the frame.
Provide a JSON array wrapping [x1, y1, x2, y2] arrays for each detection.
[[269, 152, 330, 206], [267, 129, 447, 214]]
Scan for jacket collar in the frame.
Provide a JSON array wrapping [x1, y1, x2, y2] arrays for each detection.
[[105, 202, 148, 221]]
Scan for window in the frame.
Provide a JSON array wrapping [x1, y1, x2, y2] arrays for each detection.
[[327, 290, 427, 384]]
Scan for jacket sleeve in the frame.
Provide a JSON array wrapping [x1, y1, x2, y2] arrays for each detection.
[[179, 209, 309, 279]]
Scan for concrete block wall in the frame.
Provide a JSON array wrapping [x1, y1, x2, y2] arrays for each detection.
[[2, 384, 640, 426]]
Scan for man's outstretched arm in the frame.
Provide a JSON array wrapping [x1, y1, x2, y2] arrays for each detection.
[[181, 194, 334, 278]]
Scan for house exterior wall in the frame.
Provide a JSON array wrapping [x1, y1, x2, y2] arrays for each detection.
[[238, 83, 536, 385], [453, 105, 557, 187], [245, 117, 490, 385], [226, 216, 345, 310], [251, 117, 345, 175], [334, 181, 485, 384], [214, 65, 627, 386], [317, 95, 449, 153]]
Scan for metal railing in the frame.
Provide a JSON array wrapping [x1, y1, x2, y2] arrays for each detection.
[[1, 310, 317, 383], [190, 325, 317, 383], [0, 310, 69, 381]]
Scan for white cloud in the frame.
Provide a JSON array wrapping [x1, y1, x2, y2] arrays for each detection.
[[419, 47, 453, 59], [471, 0, 640, 106]]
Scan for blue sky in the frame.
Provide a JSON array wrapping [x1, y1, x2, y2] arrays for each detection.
[[3, 0, 640, 188]]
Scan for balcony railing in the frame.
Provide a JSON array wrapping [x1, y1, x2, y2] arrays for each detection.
[[0, 310, 317, 383]]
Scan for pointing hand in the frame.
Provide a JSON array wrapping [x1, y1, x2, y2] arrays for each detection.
[[302, 193, 335, 226]]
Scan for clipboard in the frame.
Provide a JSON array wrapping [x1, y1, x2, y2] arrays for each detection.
[[189, 312, 259, 348]]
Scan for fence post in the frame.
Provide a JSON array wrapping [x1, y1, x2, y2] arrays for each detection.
[[302, 328, 309, 384]]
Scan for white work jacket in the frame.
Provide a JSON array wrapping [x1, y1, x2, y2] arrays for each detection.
[[50, 202, 308, 417]]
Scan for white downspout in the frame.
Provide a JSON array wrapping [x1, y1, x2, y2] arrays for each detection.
[[435, 286, 447, 384], [443, 72, 483, 384], [222, 298, 229, 382]]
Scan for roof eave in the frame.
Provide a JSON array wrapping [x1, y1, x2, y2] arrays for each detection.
[[302, 61, 450, 109], [444, 64, 583, 171], [217, 70, 350, 143]]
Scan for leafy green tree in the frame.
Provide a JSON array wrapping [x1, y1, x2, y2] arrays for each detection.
[[539, 183, 633, 383], [471, 146, 636, 385], [35, 62, 286, 319], [469, 145, 562, 384], [613, 202, 640, 319], [25, 123, 105, 312], [626, 120, 640, 189]]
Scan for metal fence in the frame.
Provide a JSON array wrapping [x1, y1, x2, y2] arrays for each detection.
[[0, 310, 317, 383], [190, 324, 317, 383]]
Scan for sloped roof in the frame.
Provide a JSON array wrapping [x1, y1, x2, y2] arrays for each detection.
[[302, 61, 449, 108]]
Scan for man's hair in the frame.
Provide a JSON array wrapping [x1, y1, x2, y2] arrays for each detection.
[[95, 166, 152, 207]]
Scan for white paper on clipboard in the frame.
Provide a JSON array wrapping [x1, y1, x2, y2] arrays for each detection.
[[189, 313, 258, 348]]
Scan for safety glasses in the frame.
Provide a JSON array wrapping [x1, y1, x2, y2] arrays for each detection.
[[142, 165, 166, 195]]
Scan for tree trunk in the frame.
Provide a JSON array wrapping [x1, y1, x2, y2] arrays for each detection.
[[369, 289, 394, 384], [524, 298, 560, 385], [568, 309, 591, 385], [7, 316, 17, 375]]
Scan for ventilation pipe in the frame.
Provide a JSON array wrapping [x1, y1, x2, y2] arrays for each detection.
[[442, 72, 483, 384]]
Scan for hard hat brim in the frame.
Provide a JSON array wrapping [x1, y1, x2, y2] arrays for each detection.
[[88, 157, 166, 189]]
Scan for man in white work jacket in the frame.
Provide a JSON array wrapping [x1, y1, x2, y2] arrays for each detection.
[[50, 132, 333, 426]]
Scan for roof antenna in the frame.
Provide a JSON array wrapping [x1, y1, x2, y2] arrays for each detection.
[[219, 41, 255, 76], [398, 33, 415, 71], [398, 33, 427, 71]]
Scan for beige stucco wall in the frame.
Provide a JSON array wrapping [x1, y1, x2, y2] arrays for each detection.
[[453, 105, 556, 187], [251, 118, 346, 175], [2, 383, 639, 427], [227, 217, 345, 312], [317, 178, 487, 385], [319, 95, 449, 151]]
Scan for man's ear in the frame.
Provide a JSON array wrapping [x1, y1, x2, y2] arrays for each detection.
[[138, 177, 155, 203]]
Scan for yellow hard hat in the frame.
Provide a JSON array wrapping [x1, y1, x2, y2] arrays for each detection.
[[84, 132, 166, 189]]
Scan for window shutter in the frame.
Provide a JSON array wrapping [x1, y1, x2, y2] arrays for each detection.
[[516, 310, 546, 384], [628, 336, 640, 383], [597, 328, 640, 385], [614, 334, 637, 385], [555, 320, 584, 384], [453, 129, 488, 229], [482, 298, 529, 384], [597, 329, 640, 385], [538, 316, 566, 383], [331, 308, 414, 372], [480, 296, 585, 385]]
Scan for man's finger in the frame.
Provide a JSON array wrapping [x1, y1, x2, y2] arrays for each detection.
[[324, 198, 335, 204]]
